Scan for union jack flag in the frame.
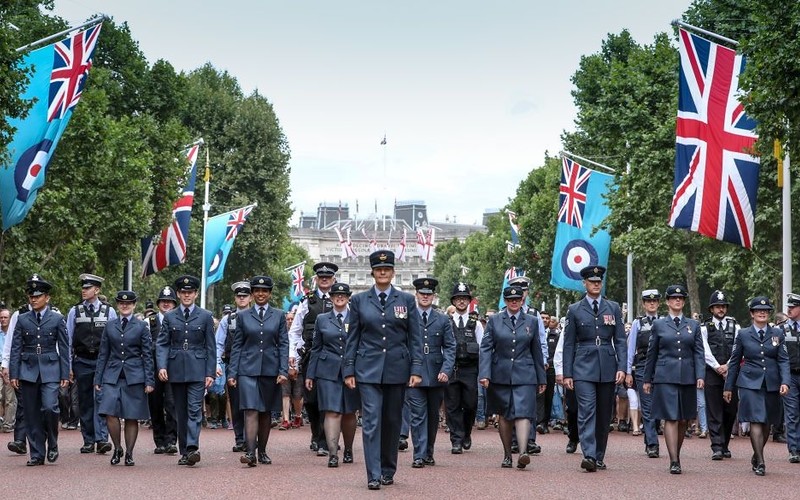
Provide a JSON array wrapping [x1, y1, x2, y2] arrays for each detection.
[[225, 205, 254, 241], [558, 158, 591, 228], [668, 29, 759, 248], [290, 264, 306, 299], [140, 145, 201, 277], [48, 24, 102, 122]]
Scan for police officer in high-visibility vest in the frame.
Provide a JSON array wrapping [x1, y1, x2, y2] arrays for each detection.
[[67, 273, 115, 455]]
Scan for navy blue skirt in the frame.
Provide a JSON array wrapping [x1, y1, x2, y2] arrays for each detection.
[[316, 378, 360, 414], [486, 383, 536, 420], [238, 375, 281, 413], [98, 381, 150, 421], [651, 383, 697, 421], [737, 387, 782, 426]]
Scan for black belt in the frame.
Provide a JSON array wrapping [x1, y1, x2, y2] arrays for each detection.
[[791, 368, 800, 375], [23, 347, 56, 355], [578, 338, 612, 346], [75, 352, 98, 360]]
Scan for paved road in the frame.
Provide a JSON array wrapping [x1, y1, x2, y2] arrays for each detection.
[[2, 423, 798, 499]]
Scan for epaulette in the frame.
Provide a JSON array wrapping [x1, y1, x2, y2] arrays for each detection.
[[51, 306, 61, 314]]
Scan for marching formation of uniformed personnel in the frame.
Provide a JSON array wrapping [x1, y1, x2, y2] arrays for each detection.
[[215, 280, 251, 452], [445, 281, 483, 454], [228, 276, 289, 467], [156, 275, 216, 466], [405, 277, 455, 468], [9, 275, 70, 466], [625, 289, 661, 458], [701, 289, 740, 460], [94, 291, 155, 466], [305, 282, 360, 468], [562, 265, 626, 472], [67, 273, 115, 454], [289, 262, 337, 455], [479, 285, 547, 469], [643, 285, 705, 474], [781, 293, 800, 463], [147, 286, 178, 455], [724, 296, 790, 476], [344, 250, 423, 490]]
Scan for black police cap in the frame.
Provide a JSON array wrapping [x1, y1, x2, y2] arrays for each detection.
[[580, 266, 605, 282], [174, 275, 200, 291], [369, 250, 395, 268], [749, 296, 774, 311], [115, 290, 137, 302], [250, 276, 274, 290], [313, 262, 338, 276], [329, 283, 352, 296], [26, 274, 53, 296], [413, 277, 438, 294]]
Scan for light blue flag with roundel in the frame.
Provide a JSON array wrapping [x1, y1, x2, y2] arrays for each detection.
[[550, 157, 615, 292], [1, 24, 102, 230], [204, 204, 256, 288]]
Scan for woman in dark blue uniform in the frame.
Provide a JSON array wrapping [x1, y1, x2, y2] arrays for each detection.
[[479, 286, 546, 469], [94, 291, 155, 466], [724, 296, 790, 476], [305, 283, 360, 468], [228, 276, 289, 467], [643, 285, 704, 474]]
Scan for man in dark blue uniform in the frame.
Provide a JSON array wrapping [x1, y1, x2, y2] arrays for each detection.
[[9, 275, 70, 466], [781, 293, 800, 463], [407, 277, 455, 468], [66, 273, 115, 454], [156, 275, 216, 466], [344, 250, 423, 490], [562, 265, 626, 472], [148, 286, 178, 455]]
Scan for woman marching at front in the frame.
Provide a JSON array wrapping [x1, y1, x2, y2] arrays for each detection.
[[305, 283, 360, 468], [94, 291, 155, 466], [724, 296, 790, 476], [479, 286, 547, 469], [228, 276, 289, 467], [643, 285, 704, 475]]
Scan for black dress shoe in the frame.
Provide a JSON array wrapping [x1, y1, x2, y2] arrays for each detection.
[[412, 458, 425, 468], [647, 446, 660, 458], [240, 453, 257, 467], [46, 448, 59, 463], [790, 453, 800, 464], [328, 455, 339, 468], [165, 444, 178, 455], [510, 444, 520, 454], [398, 437, 408, 451], [125, 453, 135, 466], [526, 440, 541, 455], [79, 443, 95, 454], [670, 461, 682, 474], [232, 443, 245, 453], [310, 441, 319, 451], [26, 458, 44, 466], [451, 445, 463, 454], [501, 456, 513, 468], [596, 460, 607, 470], [580, 457, 597, 472], [754, 463, 766, 476], [96, 442, 113, 454], [8, 441, 27, 454], [751, 453, 758, 471], [111, 448, 124, 465], [517, 453, 530, 469], [566, 441, 578, 454], [343, 449, 353, 463], [177, 455, 189, 465], [316, 447, 329, 457], [536, 424, 546, 434], [463, 437, 472, 450], [722, 450, 732, 458], [186, 449, 201, 465], [380, 476, 394, 485], [154, 446, 166, 455], [711, 451, 724, 460], [423, 456, 435, 466], [258, 452, 271, 465], [367, 480, 381, 490]]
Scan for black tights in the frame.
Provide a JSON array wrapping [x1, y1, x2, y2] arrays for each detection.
[[498, 416, 531, 457], [107, 417, 139, 455], [663, 420, 688, 463], [749, 423, 769, 465], [244, 410, 271, 454], [323, 412, 357, 456]]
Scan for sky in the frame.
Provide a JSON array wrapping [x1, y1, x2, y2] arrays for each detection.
[[49, 0, 693, 226]]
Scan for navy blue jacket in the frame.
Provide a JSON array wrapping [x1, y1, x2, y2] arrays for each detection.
[[94, 316, 155, 387], [229, 305, 289, 379], [307, 310, 350, 381], [643, 316, 704, 385], [156, 305, 216, 383], [724, 325, 790, 392], [479, 310, 546, 385], [562, 297, 627, 382], [9, 307, 69, 383], [417, 308, 456, 387]]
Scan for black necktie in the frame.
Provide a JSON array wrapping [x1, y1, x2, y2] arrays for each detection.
[[184, 308, 190, 320], [337, 313, 344, 326], [592, 300, 598, 316], [122, 317, 128, 330], [379, 292, 387, 307], [36, 312, 42, 324], [422, 311, 428, 326], [259, 307, 265, 320], [758, 329, 765, 342], [510, 315, 517, 328], [87, 303, 95, 316], [719, 321, 724, 331], [674, 317, 681, 328], [458, 316, 464, 329]]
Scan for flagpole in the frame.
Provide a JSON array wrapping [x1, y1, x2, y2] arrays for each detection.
[[671, 20, 738, 46], [283, 260, 307, 272], [16, 15, 107, 53], [559, 150, 616, 173], [626, 161, 634, 323], [783, 151, 792, 311], [200, 143, 211, 309]]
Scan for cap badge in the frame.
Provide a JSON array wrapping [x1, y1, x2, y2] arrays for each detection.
[[379, 253, 387, 261], [761, 299, 766, 305], [31, 274, 40, 281], [122, 294, 128, 300], [717, 292, 724, 300], [424, 280, 429, 286], [259, 278, 265, 284], [593, 267, 599, 273], [183, 278, 189, 284], [676, 288, 681, 293], [458, 283, 466, 292], [163, 288, 171, 296]]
